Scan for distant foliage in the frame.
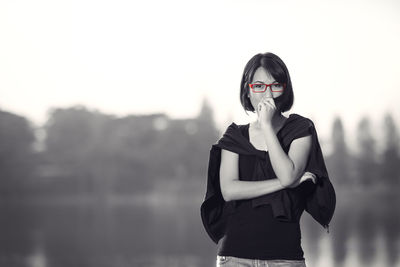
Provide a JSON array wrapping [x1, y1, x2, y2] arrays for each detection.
[[355, 116, 378, 186], [326, 117, 352, 185], [0, 103, 399, 197], [36, 99, 219, 195], [380, 113, 400, 185], [0, 110, 36, 195]]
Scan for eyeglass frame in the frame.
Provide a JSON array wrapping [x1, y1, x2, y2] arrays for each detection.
[[248, 82, 286, 93]]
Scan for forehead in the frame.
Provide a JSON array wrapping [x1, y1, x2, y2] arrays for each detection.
[[251, 67, 275, 82]]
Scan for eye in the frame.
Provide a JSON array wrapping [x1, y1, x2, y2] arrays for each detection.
[[271, 83, 284, 92]]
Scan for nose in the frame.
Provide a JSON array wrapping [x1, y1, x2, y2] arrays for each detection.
[[264, 86, 273, 98]]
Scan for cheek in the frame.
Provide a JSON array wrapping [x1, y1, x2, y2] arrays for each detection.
[[250, 94, 261, 104], [250, 93, 263, 102], [249, 93, 264, 107]]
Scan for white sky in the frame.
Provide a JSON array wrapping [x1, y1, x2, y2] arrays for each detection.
[[1, 0, 400, 151]]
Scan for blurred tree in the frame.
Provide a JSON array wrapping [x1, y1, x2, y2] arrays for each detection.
[[186, 97, 219, 178], [327, 116, 351, 185], [379, 113, 400, 186], [43, 106, 117, 195], [109, 113, 166, 193], [0, 110, 36, 196], [37, 99, 219, 195], [197, 97, 215, 125], [355, 116, 378, 186]]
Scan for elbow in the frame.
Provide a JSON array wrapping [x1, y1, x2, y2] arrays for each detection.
[[221, 190, 232, 202], [279, 174, 296, 188], [220, 184, 231, 202], [220, 181, 234, 202], [279, 178, 292, 188], [221, 192, 231, 202], [278, 163, 298, 188]]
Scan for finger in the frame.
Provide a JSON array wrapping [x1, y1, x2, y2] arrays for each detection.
[[259, 100, 275, 111], [264, 101, 275, 110], [304, 173, 315, 178], [259, 101, 268, 109], [304, 175, 316, 184], [265, 97, 276, 109], [304, 176, 314, 183], [258, 102, 263, 112], [301, 173, 313, 180], [262, 97, 275, 106], [304, 172, 316, 178], [306, 174, 317, 181]]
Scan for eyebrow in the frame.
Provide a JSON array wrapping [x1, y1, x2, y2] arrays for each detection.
[[253, 80, 277, 83]]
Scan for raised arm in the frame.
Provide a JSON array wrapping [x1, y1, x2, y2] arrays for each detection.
[[219, 148, 315, 202], [262, 124, 313, 188]]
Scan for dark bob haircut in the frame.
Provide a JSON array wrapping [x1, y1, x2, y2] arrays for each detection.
[[240, 52, 294, 113]]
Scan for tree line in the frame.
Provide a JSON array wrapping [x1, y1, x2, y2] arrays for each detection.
[[0, 101, 399, 198]]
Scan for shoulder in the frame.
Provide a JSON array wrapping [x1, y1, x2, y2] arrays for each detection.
[[224, 122, 239, 132], [222, 121, 247, 135], [289, 113, 314, 127], [214, 121, 246, 148], [282, 113, 316, 142], [229, 121, 248, 129], [289, 113, 316, 132], [215, 122, 238, 141]]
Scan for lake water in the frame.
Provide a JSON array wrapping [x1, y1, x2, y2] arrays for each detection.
[[0, 186, 399, 267]]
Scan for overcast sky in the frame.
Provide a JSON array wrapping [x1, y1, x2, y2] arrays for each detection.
[[1, 0, 399, 151]]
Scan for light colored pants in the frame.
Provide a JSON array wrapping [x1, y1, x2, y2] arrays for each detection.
[[216, 255, 307, 267]]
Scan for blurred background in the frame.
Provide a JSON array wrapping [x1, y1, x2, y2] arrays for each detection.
[[1, 0, 400, 266]]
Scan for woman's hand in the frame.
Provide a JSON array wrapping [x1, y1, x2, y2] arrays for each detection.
[[288, 171, 317, 188], [257, 96, 277, 127]]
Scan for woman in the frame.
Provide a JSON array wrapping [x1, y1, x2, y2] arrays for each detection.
[[201, 52, 333, 267]]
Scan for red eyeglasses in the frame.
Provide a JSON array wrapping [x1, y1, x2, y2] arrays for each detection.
[[249, 83, 286, 93]]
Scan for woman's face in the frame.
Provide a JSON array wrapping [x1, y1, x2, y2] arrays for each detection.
[[248, 66, 284, 112]]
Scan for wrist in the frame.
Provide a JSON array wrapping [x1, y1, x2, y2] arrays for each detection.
[[260, 122, 273, 131]]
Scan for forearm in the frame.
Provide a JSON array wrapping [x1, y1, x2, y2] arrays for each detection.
[[262, 124, 295, 185], [224, 178, 285, 201]]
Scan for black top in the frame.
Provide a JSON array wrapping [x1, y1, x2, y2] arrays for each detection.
[[217, 123, 308, 260], [200, 113, 335, 248]]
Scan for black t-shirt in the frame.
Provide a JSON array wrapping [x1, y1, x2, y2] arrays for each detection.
[[217, 123, 308, 260]]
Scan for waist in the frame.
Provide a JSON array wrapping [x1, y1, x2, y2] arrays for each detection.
[[218, 201, 304, 260]]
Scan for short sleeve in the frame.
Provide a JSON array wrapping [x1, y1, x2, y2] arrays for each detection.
[[290, 118, 313, 142], [303, 120, 329, 180], [281, 116, 329, 180], [280, 116, 311, 150]]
